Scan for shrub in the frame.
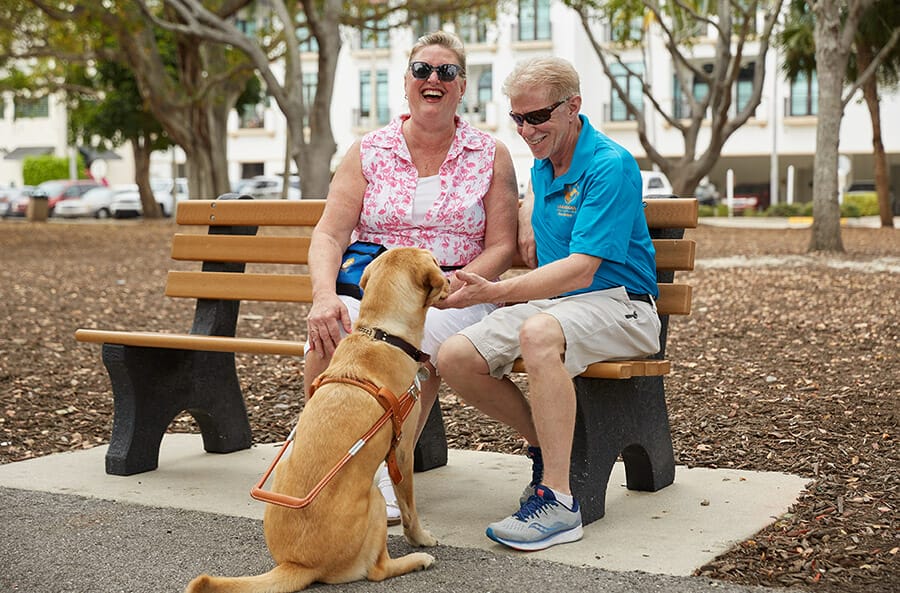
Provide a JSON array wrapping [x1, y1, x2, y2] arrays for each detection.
[[22, 155, 87, 186], [842, 193, 879, 216]]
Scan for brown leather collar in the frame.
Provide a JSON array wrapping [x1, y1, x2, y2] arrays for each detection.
[[356, 326, 430, 363]]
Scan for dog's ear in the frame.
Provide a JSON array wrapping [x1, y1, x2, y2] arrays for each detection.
[[423, 259, 450, 306], [360, 257, 378, 291]]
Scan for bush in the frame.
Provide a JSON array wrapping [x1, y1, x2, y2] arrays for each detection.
[[22, 155, 87, 186], [842, 193, 879, 216]]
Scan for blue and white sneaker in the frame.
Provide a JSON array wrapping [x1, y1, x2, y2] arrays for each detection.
[[487, 485, 583, 551]]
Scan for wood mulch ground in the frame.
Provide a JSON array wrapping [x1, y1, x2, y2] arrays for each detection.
[[0, 217, 897, 592]]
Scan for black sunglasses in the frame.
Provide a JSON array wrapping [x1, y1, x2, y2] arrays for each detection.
[[509, 98, 570, 126], [409, 61, 463, 82]]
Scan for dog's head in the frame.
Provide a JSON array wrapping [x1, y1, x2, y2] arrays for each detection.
[[360, 248, 450, 307]]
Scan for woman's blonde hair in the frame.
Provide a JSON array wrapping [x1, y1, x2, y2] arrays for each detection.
[[503, 57, 579, 102], [409, 30, 467, 79]]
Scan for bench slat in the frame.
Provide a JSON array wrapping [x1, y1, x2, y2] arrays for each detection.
[[643, 198, 698, 229], [172, 234, 312, 264], [656, 283, 692, 316], [166, 271, 313, 302], [653, 239, 695, 271], [177, 199, 326, 226], [176, 198, 696, 229], [510, 358, 671, 379], [165, 270, 691, 315], [75, 329, 304, 356]]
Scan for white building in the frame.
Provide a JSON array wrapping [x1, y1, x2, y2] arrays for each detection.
[[4, 1, 898, 206]]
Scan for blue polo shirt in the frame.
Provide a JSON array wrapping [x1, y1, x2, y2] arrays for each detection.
[[531, 115, 658, 298]]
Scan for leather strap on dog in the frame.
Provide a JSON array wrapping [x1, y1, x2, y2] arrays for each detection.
[[250, 374, 420, 509], [311, 375, 417, 484]]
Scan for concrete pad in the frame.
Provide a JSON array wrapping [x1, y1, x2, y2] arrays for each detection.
[[0, 433, 809, 576]]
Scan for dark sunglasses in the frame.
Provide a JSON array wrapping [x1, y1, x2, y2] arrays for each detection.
[[409, 61, 463, 82], [509, 98, 570, 126]]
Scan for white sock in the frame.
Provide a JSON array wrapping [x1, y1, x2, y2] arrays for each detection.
[[545, 486, 574, 508]]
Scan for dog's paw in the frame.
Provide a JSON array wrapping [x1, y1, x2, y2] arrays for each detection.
[[406, 528, 438, 548], [412, 552, 436, 571]]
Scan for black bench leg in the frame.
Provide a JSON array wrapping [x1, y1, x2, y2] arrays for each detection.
[[101, 345, 253, 476], [413, 398, 448, 472], [569, 376, 675, 525]]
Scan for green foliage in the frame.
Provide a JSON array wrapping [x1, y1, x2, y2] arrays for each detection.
[[842, 193, 880, 216], [22, 155, 86, 186]]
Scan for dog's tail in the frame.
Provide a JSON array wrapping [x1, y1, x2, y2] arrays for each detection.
[[185, 563, 317, 593]]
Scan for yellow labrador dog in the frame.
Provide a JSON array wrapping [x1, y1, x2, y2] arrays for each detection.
[[186, 247, 448, 593]]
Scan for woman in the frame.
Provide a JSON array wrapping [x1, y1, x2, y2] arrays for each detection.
[[304, 31, 519, 523]]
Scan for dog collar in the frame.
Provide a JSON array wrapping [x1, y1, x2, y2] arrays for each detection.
[[356, 326, 430, 363]]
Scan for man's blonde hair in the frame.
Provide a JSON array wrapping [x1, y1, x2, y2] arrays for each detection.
[[503, 57, 579, 102]]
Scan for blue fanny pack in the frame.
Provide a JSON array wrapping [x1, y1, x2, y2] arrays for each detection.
[[336, 241, 388, 300]]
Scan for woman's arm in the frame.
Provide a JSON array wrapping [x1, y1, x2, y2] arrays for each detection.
[[306, 141, 368, 354], [450, 140, 519, 293]]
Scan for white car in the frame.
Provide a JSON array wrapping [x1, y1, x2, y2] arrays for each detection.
[[151, 178, 189, 216], [640, 170, 674, 198], [53, 186, 118, 219], [233, 175, 301, 200], [109, 190, 143, 218]]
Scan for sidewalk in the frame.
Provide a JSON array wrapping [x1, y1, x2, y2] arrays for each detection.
[[0, 434, 808, 592]]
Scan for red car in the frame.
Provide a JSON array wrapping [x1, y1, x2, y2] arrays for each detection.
[[31, 179, 103, 216]]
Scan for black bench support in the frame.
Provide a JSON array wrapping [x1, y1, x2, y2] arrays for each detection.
[[102, 345, 253, 475]]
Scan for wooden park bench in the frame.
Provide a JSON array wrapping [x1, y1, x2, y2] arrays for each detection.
[[75, 193, 697, 525]]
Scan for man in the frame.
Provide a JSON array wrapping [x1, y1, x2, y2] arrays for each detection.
[[437, 57, 661, 551]]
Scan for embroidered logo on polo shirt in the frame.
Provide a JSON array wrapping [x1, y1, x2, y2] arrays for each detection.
[[557, 183, 579, 218]]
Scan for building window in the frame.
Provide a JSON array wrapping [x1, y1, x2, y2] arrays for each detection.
[[518, 0, 551, 41], [239, 102, 265, 129], [609, 62, 643, 122], [359, 11, 390, 50], [461, 67, 492, 123], [456, 8, 492, 44], [735, 63, 756, 116], [360, 70, 390, 127], [302, 72, 317, 128], [14, 96, 49, 119], [790, 70, 817, 116], [295, 19, 318, 53], [413, 14, 443, 41]]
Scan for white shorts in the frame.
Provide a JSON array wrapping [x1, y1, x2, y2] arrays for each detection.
[[305, 295, 498, 363], [458, 286, 662, 379]]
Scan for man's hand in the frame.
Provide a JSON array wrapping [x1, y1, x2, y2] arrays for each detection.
[[440, 270, 496, 309]]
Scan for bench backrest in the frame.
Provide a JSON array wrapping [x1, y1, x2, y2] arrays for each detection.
[[172, 196, 697, 317]]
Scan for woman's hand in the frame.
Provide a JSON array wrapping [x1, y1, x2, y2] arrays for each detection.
[[306, 294, 352, 358]]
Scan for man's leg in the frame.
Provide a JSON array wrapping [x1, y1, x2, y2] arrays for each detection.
[[518, 313, 575, 496], [482, 313, 583, 551], [437, 335, 538, 445]]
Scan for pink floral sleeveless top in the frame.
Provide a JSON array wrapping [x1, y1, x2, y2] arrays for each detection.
[[356, 115, 496, 268]]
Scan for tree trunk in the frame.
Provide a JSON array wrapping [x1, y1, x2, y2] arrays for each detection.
[[132, 135, 160, 219], [857, 44, 894, 228], [809, 0, 847, 252]]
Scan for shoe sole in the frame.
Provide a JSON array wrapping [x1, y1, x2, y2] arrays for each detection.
[[485, 524, 584, 551]]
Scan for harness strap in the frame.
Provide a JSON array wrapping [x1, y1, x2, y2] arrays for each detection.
[[250, 374, 419, 509]]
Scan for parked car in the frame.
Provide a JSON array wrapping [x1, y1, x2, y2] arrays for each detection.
[[109, 189, 144, 219], [1, 185, 38, 217], [151, 178, 189, 216], [640, 170, 674, 198], [54, 186, 118, 219], [31, 179, 103, 216], [233, 175, 301, 200]]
